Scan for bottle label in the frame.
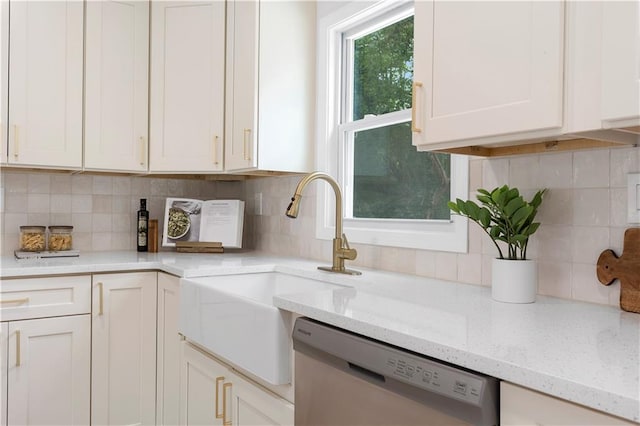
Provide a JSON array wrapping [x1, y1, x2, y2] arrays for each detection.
[[138, 218, 148, 246]]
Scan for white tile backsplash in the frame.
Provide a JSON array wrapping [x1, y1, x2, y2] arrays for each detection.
[[1, 171, 242, 253], [243, 146, 639, 308], [2, 146, 637, 308]]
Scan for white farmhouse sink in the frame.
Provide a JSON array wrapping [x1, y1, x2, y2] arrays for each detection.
[[179, 272, 345, 385]]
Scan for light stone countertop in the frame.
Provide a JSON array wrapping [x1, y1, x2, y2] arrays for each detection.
[[1, 251, 638, 422]]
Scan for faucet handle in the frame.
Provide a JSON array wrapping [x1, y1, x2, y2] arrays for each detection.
[[342, 233, 351, 249]]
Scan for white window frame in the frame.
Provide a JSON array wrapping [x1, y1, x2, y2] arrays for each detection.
[[315, 0, 469, 253]]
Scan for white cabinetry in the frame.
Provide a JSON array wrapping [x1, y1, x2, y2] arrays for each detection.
[[1, 0, 7, 165], [501, 382, 635, 425], [91, 272, 157, 426], [412, 1, 564, 150], [601, 0, 640, 130], [85, 0, 149, 172], [157, 272, 182, 426], [7, 1, 83, 168], [149, 1, 225, 173], [0, 275, 92, 426], [181, 341, 294, 426], [224, 0, 314, 173]]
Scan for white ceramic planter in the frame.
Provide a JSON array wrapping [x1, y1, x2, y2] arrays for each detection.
[[491, 258, 538, 303]]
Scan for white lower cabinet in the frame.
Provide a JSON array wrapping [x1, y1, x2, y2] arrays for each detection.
[[0, 275, 92, 426], [91, 272, 158, 426], [501, 382, 635, 425], [180, 341, 294, 426], [157, 272, 182, 426]]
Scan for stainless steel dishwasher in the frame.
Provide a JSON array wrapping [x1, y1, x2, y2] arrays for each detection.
[[292, 318, 499, 425]]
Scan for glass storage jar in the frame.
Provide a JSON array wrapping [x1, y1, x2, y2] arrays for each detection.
[[19, 226, 46, 252], [48, 226, 73, 251]]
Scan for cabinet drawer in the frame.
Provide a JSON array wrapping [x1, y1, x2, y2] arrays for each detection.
[[0, 275, 91, 321]]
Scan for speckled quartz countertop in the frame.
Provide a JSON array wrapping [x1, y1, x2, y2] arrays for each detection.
[[1, 251, 638, 422]]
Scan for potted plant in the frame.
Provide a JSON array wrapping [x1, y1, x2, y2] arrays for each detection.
[[448, 185, 546, 303]]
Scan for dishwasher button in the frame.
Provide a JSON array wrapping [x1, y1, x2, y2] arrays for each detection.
[[454, 380, 468, 396]]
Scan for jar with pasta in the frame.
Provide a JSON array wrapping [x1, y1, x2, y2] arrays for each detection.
[[48, 226, 73, 251], [19, 226, 46, 252]]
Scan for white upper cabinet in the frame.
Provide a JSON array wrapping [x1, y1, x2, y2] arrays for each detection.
[[1, 0, 7, 166], [149, 0, 225, 173], [224, 0, 315, 173], [601, 0, 640, 130], [7, 1, 83, 168], [412, 1, 564, 150], [84, 0, 149, 172]]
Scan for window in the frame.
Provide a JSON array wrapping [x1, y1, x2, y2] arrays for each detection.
[[316, 0, 468, 252]]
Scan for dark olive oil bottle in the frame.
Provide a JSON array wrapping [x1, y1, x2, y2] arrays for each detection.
[[137, 198, 149, 252]]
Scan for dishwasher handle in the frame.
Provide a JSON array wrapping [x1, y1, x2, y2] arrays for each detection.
[[348, 362, 386, 383]]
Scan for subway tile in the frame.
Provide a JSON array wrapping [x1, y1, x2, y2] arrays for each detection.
[[3, 213, 23, 235], [71, 213, 93, 233], [92, 213, 112, 233], [112, 177, 132, 195], [573, 150, 610, 188], [150, 178, 168, 196], [131, 177, 151, 196], [4, 172, 28, 193], [379, 247, 416, 274], [571, 263, 610, 305], [457, 253, 482, 284], [112, 214, 131, 233], [571, 226, 609, 264], [50, 194, 72, 214], [73, 232, 93, 252], [610, 146, 640, 188], [93, 176, 113, 195], [72, 175, 93, 194], [27, 194, 50, 213], [509, 156, 540, 190], [609, 188, 627, 227], [27, 173, 51, 194], [482, 158, 509, 189], [51, 174, 72, 194], [92, 232, 113, 251], [538, 261, 572, 299], [572, 188, 609, 226], [71, 195, 92, 213], [50, 213, 72, 226], [434, 252, 457, 281], [5, 193, 27, 213], [538, 188, 573, 225], [27, 213, 49, 226], [539, 152, 573, 189], [92, 195, 113, 214], [536, 225, 573, 262]]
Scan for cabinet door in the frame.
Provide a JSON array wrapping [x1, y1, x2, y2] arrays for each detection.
[[149, 1, 225, 172], [7, 0, 83, 168], [224, 0, 259, 171], [413, 1, 564, 147], [180, 341, 227, 426], [501, 382, 634, 425], [157, 273, 182, 426], [228, 368, 294, 426], [1, 322, 7, 426], [601, 1, 640, 128], [7, 315, 91, 426], [92, 272, 157, 426], [85, 0, 149, 172]]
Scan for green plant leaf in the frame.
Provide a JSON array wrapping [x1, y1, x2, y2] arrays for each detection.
[[465, 200, 481, 220], [456, 199, 467, 215], [504, 196, 524, 216], [489, 226, 501, 239], [477, 188, 491, 196], [525, 222, 541, 235], [447, 201, 460, 214], [511, 205, 533, 228], [476, 194, 493, 205], [478, 208, 491, 228]]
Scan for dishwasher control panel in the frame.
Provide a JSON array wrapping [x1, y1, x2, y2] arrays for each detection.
[[385, 354, 485, 404]]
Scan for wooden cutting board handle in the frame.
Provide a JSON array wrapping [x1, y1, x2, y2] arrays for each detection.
[[597, 228, 640, 313]]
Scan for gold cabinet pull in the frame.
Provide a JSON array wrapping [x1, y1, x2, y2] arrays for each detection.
[[97, 282, 104, 315], [139, 136, 146, 167], [243, 129, 251, 161], [222, 382, 232, 426], [15, 330, 21, 367], [215, 376, 225, 419], [13, 125, 19, 159], [0, 297, 29, 305], [213, 136, 219, 165], [411, 81, 423, 133]]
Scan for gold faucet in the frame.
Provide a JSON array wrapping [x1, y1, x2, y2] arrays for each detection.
[[286, 172, 361, 275]]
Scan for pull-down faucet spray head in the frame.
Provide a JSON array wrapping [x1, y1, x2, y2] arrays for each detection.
[[285, 172, 361, 275]]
